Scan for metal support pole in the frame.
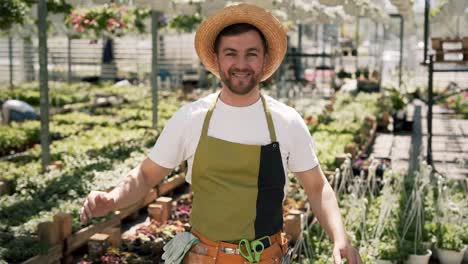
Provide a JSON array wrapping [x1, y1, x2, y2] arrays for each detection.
[[8, 35, 14, 89], [423, 0, 430, 63], [151, 10, 160, 129], [374, 22, 379, 68], [379, 24, 385, 91], [38, 0, 51, 170], [355, 17, 360, 70], [398, 15, 404, 88], [427, 55, 433, 165], [297, 23, 303, 80], [67, 35, 72, 84]]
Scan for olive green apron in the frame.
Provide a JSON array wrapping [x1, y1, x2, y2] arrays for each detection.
[[190, 93, 286, 242]]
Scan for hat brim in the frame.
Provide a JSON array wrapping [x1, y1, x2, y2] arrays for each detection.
[[195, 4, 287, 82]]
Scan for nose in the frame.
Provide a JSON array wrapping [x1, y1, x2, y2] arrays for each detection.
[[233, 56, 249, 70]]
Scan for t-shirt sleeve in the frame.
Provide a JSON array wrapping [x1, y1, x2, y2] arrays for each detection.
[[287, 111, 319, 172], [147, 106, 189, 169]]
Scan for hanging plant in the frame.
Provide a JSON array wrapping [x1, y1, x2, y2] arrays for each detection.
[[0, 0, 73, 31], [0, 0, 29, 31], [168, 14, 202, 33], [66, 4, 154, 38], [47, 0, 72, 14]]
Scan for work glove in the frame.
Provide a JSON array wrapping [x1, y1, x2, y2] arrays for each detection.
[[162, 232, 200, 264]]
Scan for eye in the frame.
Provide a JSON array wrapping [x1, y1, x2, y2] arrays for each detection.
[[247, 53, 258, 57], [226, 53, 235, 56]]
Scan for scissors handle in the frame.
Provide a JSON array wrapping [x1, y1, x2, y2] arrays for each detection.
[[239, 239, 255, 263], [251, 240, 264, 262]]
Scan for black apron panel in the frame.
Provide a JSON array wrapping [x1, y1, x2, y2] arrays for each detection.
[[254, 141, 286, 238]]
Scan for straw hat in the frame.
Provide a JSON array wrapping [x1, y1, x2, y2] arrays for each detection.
[[194, 4, 287, 82]]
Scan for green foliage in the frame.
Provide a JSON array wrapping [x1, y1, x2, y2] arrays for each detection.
[[377, 239, 400, 260], [384, 86, 410, 111], [312, 131, 354, 169], [0, 0, 72, 31], [47, 0, 72, 14], [0, 83, 184, 263], [0, 0, 29, 30], [427, 222, 464, 251], [445, 93, 468, 119], [169, 14, 202, 33]]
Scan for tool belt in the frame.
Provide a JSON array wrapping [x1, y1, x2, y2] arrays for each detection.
[[183, 229, 288, 264]]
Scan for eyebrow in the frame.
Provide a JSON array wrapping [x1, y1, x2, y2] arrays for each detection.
[[223, 48, 237, 53], [246, 48, 260, 53], [222, 47, 260, 53]]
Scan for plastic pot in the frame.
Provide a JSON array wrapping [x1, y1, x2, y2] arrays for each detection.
[[437, 246, 466, 264], [406, 249, 432, 264]]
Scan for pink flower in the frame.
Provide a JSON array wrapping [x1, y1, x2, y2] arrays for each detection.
[[83, 19, 90, 25]]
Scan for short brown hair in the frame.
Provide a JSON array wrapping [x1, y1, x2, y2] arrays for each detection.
[[213, 23, 268, 54]]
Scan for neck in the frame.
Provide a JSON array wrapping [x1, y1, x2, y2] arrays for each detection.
[[219, 86, 260, 107]]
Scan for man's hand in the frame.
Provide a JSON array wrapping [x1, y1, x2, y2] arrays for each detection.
[[333, 242, 362, 264], [80, 191, 115, 224]]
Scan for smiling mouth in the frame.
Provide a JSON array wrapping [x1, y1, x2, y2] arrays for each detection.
[[231, 72, 251, 78]]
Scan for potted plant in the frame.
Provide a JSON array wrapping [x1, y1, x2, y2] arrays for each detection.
[[400, 173, 432, 264], [376, 239, 400, 264], [402, 241, 432, 264], [435, 223, 467, 264]]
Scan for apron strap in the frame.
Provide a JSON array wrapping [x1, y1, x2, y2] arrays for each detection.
[[260, 94, 277, 143], [201, 93, 219, 138], [201, 92, 277, 143]]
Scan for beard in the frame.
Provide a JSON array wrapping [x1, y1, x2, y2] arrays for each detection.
[[218, 66, 263, 95]]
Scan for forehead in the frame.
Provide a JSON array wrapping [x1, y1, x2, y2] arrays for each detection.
[[217, 30, 265, 51]]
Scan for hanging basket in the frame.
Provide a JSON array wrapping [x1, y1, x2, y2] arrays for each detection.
[[436, 247, 466, 264], [406, 249, 432, 264]]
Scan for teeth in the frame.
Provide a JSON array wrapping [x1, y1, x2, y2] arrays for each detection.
[[233, 72, 250, 77]]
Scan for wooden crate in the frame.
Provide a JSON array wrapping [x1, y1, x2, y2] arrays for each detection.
[[431, 37, 468, 63]]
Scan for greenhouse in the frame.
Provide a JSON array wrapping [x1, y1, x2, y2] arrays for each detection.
[[0, 0, 466, 263]]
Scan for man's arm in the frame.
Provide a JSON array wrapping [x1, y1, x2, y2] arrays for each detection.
[[295, 165, 347, 246], [80, 158, 171, 223], [295, 165, 361, 264], [109, 158, 172, 209]]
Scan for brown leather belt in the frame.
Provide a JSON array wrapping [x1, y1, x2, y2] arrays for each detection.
[[183, 229, 288, 264]]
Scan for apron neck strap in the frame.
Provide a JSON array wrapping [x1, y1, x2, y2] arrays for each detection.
[[201, 93, 277, 143], [260, 94, 277, 142]]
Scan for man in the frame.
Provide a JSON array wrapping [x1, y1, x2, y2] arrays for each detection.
[[80, 4, 362, 264], [1, 99, 39, 125]]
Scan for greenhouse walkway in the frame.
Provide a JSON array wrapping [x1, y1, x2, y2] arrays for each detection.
[[421, 104, 468, 181], [372, 100, 467, 180]]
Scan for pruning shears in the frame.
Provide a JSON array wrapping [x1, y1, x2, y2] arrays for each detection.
[[238, 236, 270, 263]]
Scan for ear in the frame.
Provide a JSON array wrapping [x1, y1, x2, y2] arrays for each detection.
[[263, 53, 268, 68], [213, 53, 218, 65]]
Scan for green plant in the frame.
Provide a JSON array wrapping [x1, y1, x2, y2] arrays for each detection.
[[169, 14, 202, 33], [436, 223, 465, 251], [0, 0, 29, 30], [378, 239, 400, 260], [385, 87, 408, 111]]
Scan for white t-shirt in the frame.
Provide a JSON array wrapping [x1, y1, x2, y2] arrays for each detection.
[[148, 93, 319, 192], [3, 100, 35, 113]]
